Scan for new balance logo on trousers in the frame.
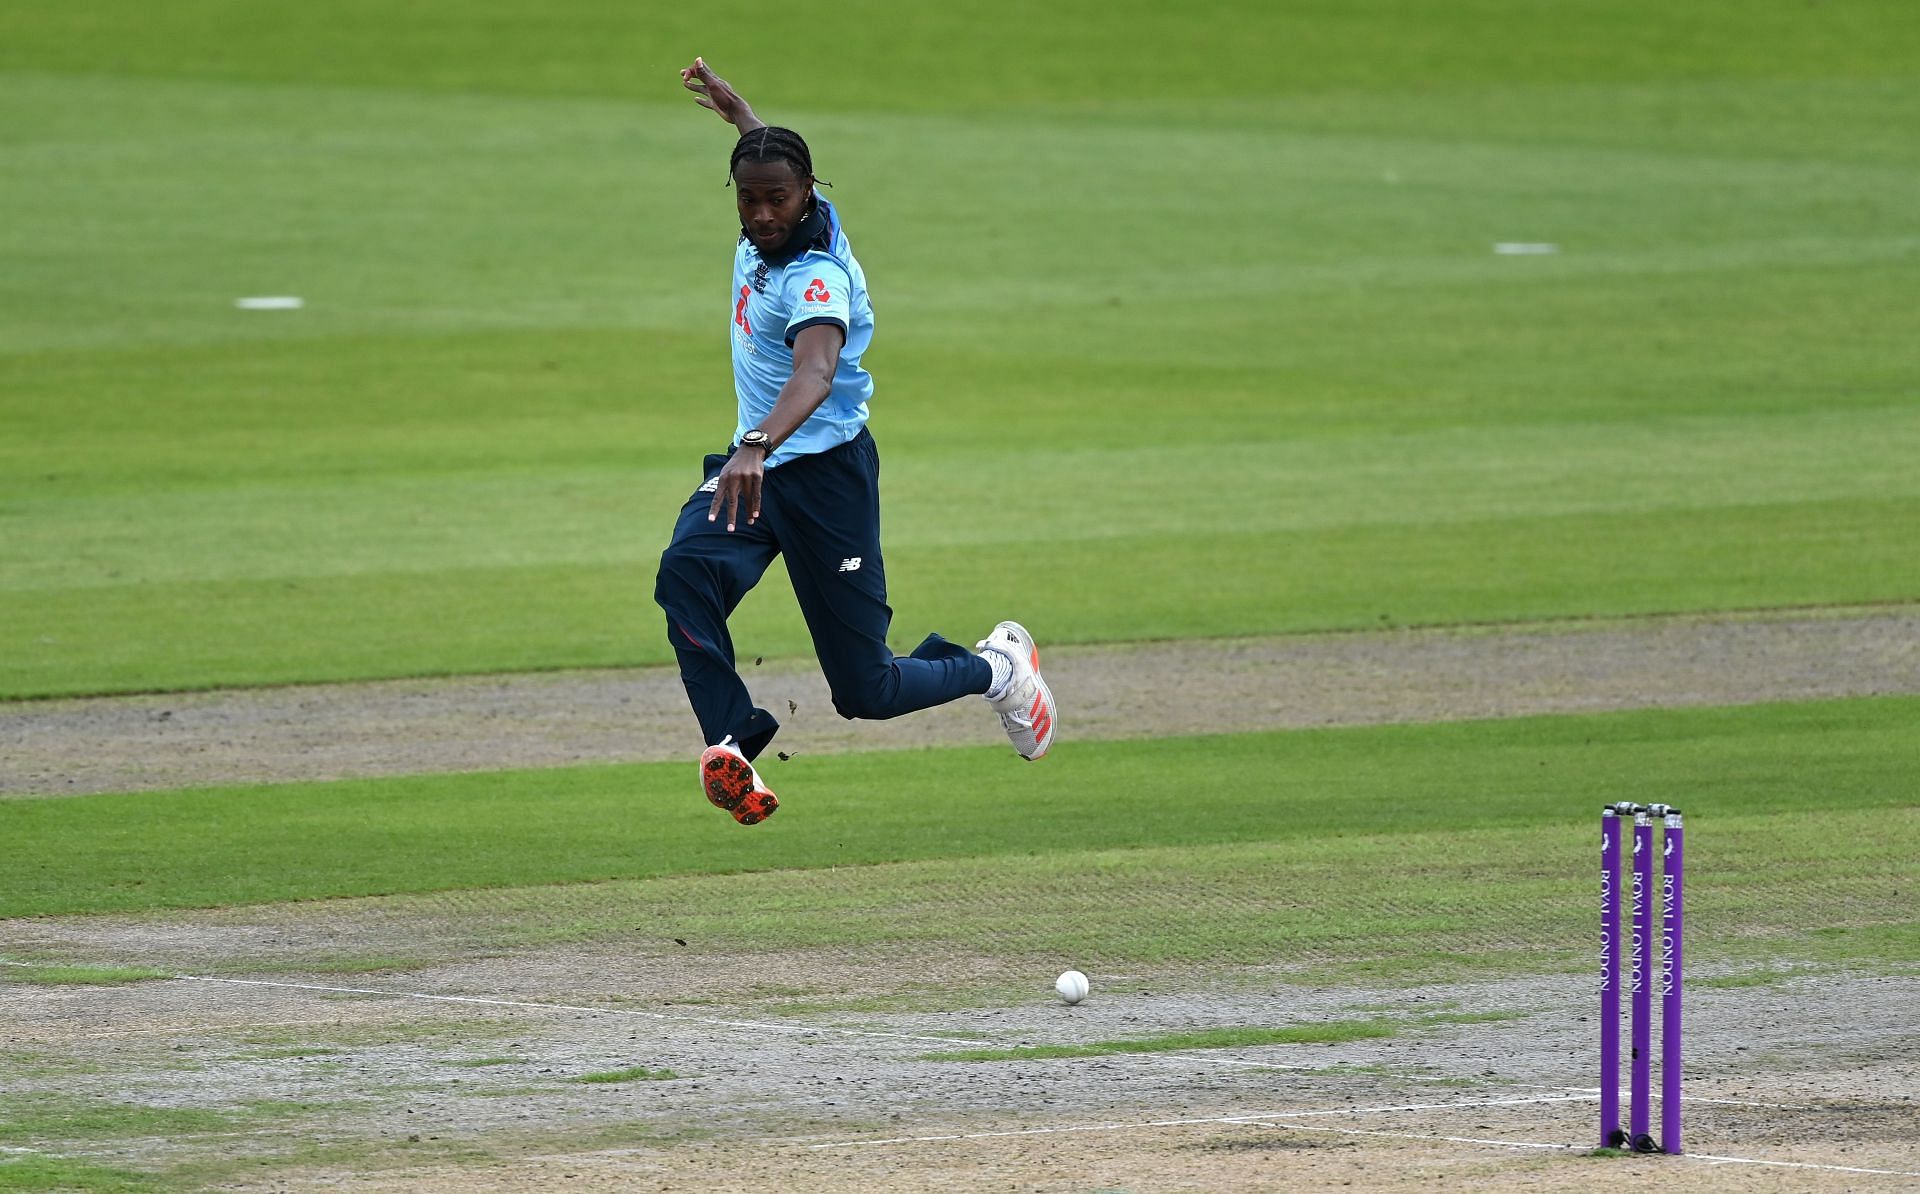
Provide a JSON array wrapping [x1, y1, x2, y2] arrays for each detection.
[[838, 557, 862, 572]]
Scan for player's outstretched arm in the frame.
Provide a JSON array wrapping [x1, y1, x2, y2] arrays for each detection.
[[679, 57, 766, 133]]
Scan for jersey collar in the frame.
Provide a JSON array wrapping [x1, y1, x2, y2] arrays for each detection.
[[746, 196, 830, 268]]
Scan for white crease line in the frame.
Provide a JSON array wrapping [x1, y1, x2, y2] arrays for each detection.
[[808, 1094, 1593, 1149], [1583, 1085, 1811, 1111], [1687, 1152, 1920, 1176]]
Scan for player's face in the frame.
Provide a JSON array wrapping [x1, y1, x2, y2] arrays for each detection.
[[733, 160, 811, 253]]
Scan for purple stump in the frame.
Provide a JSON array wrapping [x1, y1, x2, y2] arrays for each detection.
[[1630, 808, 1655, 1151], [1661, 809, 1685, 1154], [1600, 806, 1624, 1148]]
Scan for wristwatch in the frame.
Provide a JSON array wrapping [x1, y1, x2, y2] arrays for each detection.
[[738, 428, 772, 454]]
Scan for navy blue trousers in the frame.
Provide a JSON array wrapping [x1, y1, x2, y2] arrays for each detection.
[[654, 429, 991, 761]]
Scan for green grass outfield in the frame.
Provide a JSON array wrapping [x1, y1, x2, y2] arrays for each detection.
[[4, 2, 1918, 696], [7, 699, 1915, 980]]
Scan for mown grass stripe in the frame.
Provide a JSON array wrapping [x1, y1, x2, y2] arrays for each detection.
[[3, 697, 1914, 920]]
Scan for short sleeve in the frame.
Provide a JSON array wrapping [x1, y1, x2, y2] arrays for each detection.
[[782, 259, 853, 347]]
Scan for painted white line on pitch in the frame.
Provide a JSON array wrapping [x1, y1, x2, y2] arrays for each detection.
[[807, 1094, 1594, 1149], [1687, 1153, 1920, 1176], [1588, 1083, 1806, 1111]]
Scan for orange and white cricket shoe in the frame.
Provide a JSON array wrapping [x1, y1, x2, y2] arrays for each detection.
[[698, 738, 779, 825], [976, 620, 1055, 760]]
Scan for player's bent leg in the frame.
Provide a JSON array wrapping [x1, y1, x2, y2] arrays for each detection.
[[976, 620, 1056, 760], [655, 543, 782, 759], [768, 433, 994, 723], [655, 457, 784, 759], [778, 517, 991, 721], [819, 632, 991, 721]]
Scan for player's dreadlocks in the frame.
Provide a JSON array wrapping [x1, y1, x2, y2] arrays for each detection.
[[728, 126, 830, 188]]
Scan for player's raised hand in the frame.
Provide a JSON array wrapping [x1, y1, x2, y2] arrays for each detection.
[[679, 57, 764, 132]]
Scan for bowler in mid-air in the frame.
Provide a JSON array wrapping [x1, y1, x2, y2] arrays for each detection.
[[653, 58, 1056, 825]]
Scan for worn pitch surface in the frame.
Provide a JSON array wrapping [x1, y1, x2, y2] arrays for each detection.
[[5, 612, 1919, 1189], [6, 957, 1917, 1189]]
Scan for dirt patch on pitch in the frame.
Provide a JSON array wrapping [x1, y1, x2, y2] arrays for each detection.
[[5, 606, 1919, 1188], [3, 960, 1914, 1190], [4, 606, 1916, 797]]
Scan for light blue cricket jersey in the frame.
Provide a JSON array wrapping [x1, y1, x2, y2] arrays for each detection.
[[729, 195, 875, 468]]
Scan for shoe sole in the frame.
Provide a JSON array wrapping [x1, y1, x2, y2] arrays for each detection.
[[700, 749, 778, 825]]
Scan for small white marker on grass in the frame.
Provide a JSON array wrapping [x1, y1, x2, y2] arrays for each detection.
[[1492, 243, 1559, 255], [235, 296, 305, 310]]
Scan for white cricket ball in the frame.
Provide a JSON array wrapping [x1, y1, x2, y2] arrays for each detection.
[[1055, 969, 1089, 1004]]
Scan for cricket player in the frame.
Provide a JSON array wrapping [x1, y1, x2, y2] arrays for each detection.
[[655, 58, 1055, 825]]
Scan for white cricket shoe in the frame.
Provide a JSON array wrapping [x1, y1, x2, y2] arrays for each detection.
[[976, 620, 1055, 760]]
